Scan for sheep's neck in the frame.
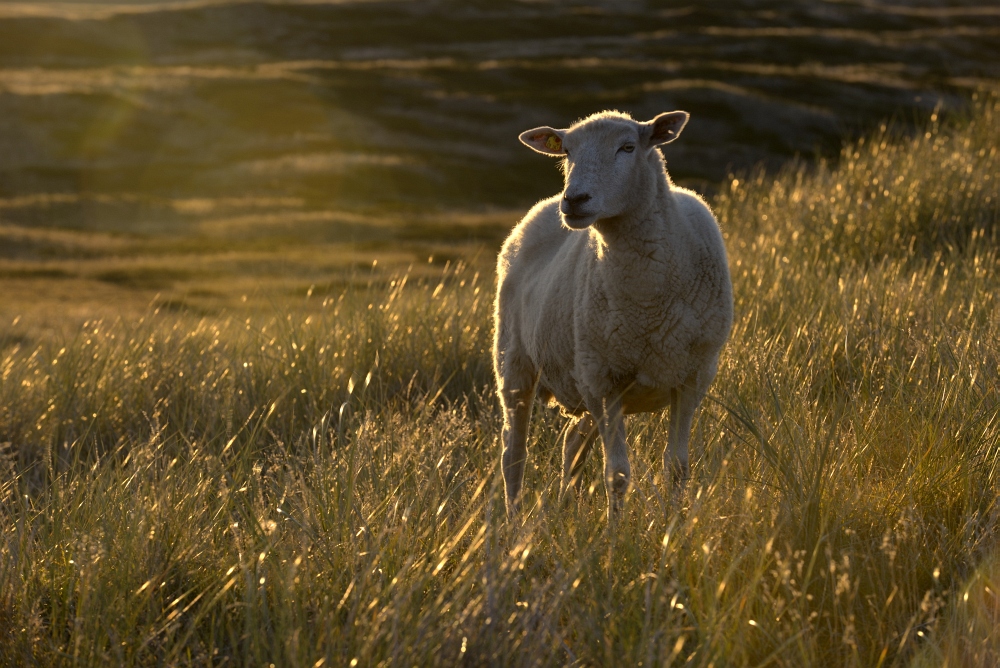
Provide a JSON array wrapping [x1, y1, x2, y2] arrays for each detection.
[[591, 187, 681, 302]]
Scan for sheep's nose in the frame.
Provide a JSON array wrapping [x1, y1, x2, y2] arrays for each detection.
[[561, 192, 591, 214]]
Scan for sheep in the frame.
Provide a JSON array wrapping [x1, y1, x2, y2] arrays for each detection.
[[493, 109, 733, 518]]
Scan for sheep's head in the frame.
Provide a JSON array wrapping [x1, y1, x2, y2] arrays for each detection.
[[519, 110, 689, 229]]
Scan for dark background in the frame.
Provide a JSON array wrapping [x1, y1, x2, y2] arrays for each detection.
[[1, 0, 998, 230]]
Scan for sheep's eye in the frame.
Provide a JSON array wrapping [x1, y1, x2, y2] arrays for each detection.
[[620, 143, 635, 153]]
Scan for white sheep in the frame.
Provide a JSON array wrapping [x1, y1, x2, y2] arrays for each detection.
[[493, 109, 733, 518]]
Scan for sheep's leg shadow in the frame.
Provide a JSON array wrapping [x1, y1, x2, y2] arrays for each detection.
[[500, 370, 538, 518], [592, 397, 630, 519], [665, 385, 700, 488], [560, 413, 597, 501]]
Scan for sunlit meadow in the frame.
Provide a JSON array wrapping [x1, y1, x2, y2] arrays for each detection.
[[2, 86, 999, 667]]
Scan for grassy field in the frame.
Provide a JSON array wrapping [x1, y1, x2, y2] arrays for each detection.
[[1, 89, 998, 666]]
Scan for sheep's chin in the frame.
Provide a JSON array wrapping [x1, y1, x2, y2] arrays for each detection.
[[560, 213, 597, 230]]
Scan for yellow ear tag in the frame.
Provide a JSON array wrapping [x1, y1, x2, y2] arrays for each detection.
[[545, 135, 562, 152]]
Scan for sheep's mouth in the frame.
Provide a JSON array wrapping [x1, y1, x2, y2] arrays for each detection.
[[561, 212, 595, 229]]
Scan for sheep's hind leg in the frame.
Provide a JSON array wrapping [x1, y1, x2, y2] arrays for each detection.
[[500, 369, 538, 518], [665, 386, 700, 486], [593, 397, 630, 519], [560, 414, 597, 500]]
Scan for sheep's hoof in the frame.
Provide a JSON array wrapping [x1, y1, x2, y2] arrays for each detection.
[[505, 499, 521, 520]]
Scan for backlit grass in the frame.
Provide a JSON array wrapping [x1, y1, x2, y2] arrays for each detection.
[[1, 94, 998, 666]]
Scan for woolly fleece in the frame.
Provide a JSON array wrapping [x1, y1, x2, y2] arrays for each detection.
[[494, 110, 734, 516]]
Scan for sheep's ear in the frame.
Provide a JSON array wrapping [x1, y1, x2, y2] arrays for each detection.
[[519, 127, 567, 156], [643, 111, 689, 147]]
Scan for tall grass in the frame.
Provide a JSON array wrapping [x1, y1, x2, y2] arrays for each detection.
[[1, 94, 998, 667]]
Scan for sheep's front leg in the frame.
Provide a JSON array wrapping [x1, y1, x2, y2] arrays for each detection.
[[560, 414, 597, 499], [500, 373, 538, 518], [594, 397, 630, 518], [665, 386, 700, 485]]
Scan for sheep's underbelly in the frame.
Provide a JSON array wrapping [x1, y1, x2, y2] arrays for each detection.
[[532, 296, 727, 416], [538, 371, 587, 416], [613, 363, 690, 414], [603, 316, 724, 411], [539, 338, 707, 416], [621, 384, 673, 414], [540, 370, 679, 416]]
